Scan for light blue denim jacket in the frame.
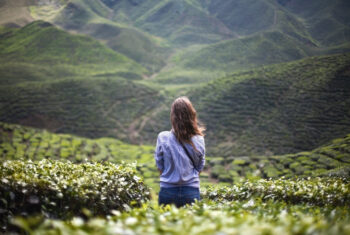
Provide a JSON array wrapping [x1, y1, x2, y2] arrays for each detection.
[[154, 131, 205, 188]]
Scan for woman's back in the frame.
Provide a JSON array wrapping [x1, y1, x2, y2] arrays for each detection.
[[155, 96, 205, 207], [155, 130, 205, 188]]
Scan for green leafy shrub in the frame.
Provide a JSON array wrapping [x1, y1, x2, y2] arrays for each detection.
[[12, 199, 350, 235], [202, 177, 350, 206], [0, 159, 150, 230]]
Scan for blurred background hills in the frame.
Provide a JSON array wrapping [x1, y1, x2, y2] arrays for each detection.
[[0, 0, 350, 159]]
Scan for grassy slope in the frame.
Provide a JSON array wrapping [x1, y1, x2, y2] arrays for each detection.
[[146, 0, 350, 85], [0, 20, 166, 145], [199, 0, 275, 36], [50, 0, 168, 73], [278, 0, 350, 46], [2, 0, 350, 82], [0, 20, 146, 75], [139, 53, 350, 157], [0, 76, 164, 144], [102, 0, 234, 46], [193, 53, 350, 157], [162, 0, 350, 82], [181, 31, 314, 71]]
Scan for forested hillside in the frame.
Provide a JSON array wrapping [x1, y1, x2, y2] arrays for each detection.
[[140, 53, 350, 157], [191, 53, 350, 156]]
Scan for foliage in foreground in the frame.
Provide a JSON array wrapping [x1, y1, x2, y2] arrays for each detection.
[[202, 177, 350, 206], [7, 176, 350, 234], [13, 195, 350, 235], [0, 159, 150, 231]]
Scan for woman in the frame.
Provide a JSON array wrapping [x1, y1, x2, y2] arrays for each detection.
[[154, 96, 205, 207]]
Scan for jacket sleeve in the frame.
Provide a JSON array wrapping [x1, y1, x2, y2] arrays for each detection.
[[154, 134, 164, 171], [194, 137, 205, 172]]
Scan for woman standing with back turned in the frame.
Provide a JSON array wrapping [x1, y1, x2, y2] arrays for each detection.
[[154, 96, 205, 207]]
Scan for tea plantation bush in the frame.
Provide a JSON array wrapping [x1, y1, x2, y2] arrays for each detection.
[[0, 122, 162, 190], [202, 177, 350, 206], [0, 159, 150, 230], [13, 199, 350, 235], [8, 176, 350, 234]]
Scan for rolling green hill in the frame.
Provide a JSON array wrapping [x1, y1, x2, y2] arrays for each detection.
[[0, 0, 168, 73], [138, 53, 350, 157], [200, 0, 275, 36], [0, 20, 146, 75], [0, 20, 165, 145], [191, 53, 350, 157], [1, 1, 350, 161], [0, 76, 164, 144], [181, 31, 314, 72], [47, 0, 168, 73], [2, 0, 350, 81], [100, 0, 234, 46], [278, 0, 350, 46]]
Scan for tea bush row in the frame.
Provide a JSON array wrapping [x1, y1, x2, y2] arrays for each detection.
[[13, 199, 350, 235], [206, 133, 350, 183], [0, 159, 150, 230], [202, 177, 350, 206]]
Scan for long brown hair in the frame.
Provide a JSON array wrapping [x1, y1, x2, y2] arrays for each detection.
[[170, 96, 205, 150]]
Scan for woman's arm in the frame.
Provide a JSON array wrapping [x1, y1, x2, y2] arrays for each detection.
[[195, 137, 205, 172], [154, 135, 164, 173]]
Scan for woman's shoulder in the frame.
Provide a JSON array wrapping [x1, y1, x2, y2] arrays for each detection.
[[192, 134, 204, 141], [191, 135, 205, 147], [157, 131, 173, 141]]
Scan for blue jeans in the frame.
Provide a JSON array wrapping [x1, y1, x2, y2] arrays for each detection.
[[158, 186, 200, 207]]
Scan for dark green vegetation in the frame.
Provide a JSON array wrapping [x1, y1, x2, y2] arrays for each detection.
[[1, 124, 349, 233], [100, 0, 233, 45], [0, 75, 163, 142], [0, 159, 150, 231], [205, 132, 350, 183], [138, 53, 350, 157], [9, 178, 350, 235], [2, 121, 350, 188], [0, 122, 162, 190], [0, 20, 146, 75], [1, 1, 350, 234], [2, 0, 350, 79], [0, 22, 165, 142], [279, 0, 350, 46], [1, 1, 350, 157], [180, 31, 350, 73], [1, 51, 350, 160], [190, 53, 350, 157], [0, 72, 165, 140], [51, 0, 168, 73], [203, 177, 350, 206]]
